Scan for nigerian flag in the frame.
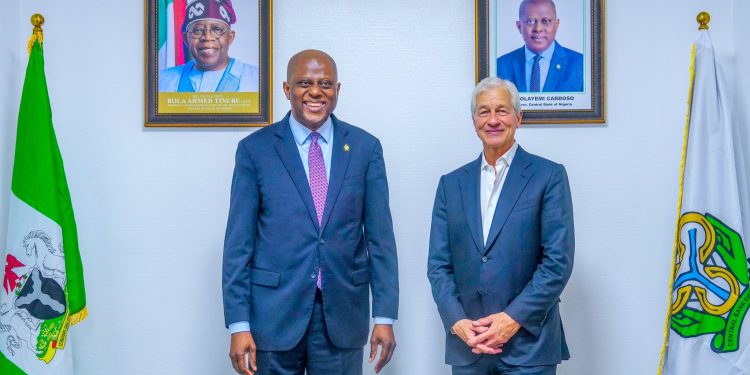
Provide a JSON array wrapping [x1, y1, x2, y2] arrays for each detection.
[[0, 36, 87, 374], [660, 28, 750, 374], [158, 0, 187, 70]]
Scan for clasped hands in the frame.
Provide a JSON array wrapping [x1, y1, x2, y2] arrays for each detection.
[[452, 312, 520, 355]]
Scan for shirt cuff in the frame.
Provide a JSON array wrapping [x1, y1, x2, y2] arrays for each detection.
[[373, 317, 395, 325], [228, 321, 251, 334]]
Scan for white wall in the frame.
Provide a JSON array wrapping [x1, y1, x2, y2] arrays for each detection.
[[1, 1, 746, 374], [0, 1, 20, 264]]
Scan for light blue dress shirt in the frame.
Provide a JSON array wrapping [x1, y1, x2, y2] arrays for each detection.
[[524, 41, 556, 91], [229, 114, 393, 334], [289, 114, 334, 180]]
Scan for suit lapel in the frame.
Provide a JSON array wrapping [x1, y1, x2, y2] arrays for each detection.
[[484, 147, 534, 253], [320, 116, 351, 233], [543, 43, 565, 92], [513, 51, 527, 92], [459, 155, 484, 253], [273, 114, 320, 231]]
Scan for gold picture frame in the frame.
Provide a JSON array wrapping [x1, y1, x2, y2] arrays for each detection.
[[476, 0, 605, 124], [144, 0, 273, 127]]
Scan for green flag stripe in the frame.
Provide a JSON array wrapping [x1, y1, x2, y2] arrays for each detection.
[[0, 351, 26, 375]]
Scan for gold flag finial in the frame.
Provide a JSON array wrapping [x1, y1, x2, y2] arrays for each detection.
[[697, 12, 710, 30], [27, 13, 45, 54], [31, 13, 45, 31]]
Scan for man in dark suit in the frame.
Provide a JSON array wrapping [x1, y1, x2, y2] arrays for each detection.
[[427, 76, 574, 374], [496, 0, 583, 93], [223, 50, 398, 375]]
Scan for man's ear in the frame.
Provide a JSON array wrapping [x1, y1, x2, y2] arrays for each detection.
[[283, 81, 292, 100]]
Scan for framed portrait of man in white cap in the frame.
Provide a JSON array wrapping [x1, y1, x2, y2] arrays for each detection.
[[145, 0, 273, 127]]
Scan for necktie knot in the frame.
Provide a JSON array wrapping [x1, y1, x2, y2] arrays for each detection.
[[310, 132, 320, 144]]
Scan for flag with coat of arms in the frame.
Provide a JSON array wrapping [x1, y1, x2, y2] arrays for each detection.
[[0, 20, 87, 375], [660, 21, 750, 375]]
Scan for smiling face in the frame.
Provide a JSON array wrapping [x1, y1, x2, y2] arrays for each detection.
[[516, 0, 560, 54], [283, 51, 341, 130], [184, 20, 235, 71], [473, 87, 522, 156]]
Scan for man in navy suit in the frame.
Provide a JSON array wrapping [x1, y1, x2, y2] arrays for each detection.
[[496, 0, 583, 93], [427, 76, 574, 374], [223, 50, 398, 375]]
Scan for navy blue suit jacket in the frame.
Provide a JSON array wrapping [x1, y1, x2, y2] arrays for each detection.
[[496, 42, 583, 92], [223, 113, 399, 351], [427, 147, 574, 366]]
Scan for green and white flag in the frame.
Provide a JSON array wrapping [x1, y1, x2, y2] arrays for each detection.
[[660, 30, 750, 374], [0, 34, 87, 375]]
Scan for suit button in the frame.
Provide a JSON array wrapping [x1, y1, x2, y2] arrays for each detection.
[[319, 238, 325, 245], [481, 256, 488, 263], [310, 273, 317, 279]]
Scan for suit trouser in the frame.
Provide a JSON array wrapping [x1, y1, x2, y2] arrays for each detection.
[[256, 290, 363, 375], [451, 355, 557, 375]]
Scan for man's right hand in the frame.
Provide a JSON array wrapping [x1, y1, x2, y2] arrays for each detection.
[[451, 319, 485, 346], [452, 319, 503, 355], [229, 331, 257, 375]]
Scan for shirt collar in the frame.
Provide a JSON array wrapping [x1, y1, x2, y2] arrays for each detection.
[[481, 142, 519, 171], [289, 114, 333, 146], [524, 40, 556, 62]]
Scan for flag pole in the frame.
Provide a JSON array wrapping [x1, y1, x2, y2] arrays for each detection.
[[27, 13, 44, 55], [656, 10, 712, 375]]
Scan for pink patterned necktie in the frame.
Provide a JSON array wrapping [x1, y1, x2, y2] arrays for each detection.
[[308, 132, 328, 289]]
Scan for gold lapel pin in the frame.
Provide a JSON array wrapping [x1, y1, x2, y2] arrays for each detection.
[[344, 144, 350, 152], [556, 64, 561, 70]]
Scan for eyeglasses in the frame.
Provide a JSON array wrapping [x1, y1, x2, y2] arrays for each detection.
[[187, 26, 229, 38]]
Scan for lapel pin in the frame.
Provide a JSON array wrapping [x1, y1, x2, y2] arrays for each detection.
[[344, 144, 350, 152], [556, 64, 561, 70]]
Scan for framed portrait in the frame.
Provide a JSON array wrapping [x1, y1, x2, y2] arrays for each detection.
[[145, 0, 273, 127], [476, 0, 605, 124]]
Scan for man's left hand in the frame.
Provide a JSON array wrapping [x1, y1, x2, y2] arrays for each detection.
[[369, 324, 396, 374], [468, 312, 520, 354]]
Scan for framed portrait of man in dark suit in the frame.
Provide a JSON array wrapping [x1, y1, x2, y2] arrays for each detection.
[[476, 0, 605, 124], [145, 0, 273, 127]]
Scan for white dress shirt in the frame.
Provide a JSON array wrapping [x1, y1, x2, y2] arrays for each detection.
[[480, 143, 518, 244]]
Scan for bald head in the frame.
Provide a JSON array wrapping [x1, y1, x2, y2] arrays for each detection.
[[517, 0, 559, 54], [519, 0, 557, 19], [283, 49, 341, 130], [286, 49, 338, 82]]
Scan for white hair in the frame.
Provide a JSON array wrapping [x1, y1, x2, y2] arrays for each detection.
[[470, 76, 521, 116]]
